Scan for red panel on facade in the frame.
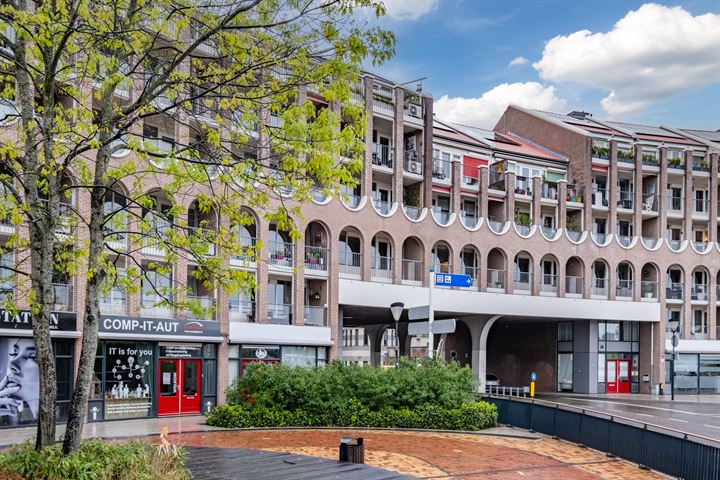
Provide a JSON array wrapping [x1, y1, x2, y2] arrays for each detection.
[[463, 156, 486, 178], [432, 185, 452, 193], [592, 165, 609, 172]]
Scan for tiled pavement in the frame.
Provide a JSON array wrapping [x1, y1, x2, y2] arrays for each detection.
[[158, 429, 671, 479]]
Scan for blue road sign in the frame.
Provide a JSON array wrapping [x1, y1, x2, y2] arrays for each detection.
[[434, 273, 473, 287], [531, 372, 537, 382]]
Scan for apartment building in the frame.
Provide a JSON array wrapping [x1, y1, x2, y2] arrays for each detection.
[[0, 55, 718, 430]]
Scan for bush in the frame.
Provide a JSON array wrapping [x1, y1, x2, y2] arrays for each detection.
[[206, 399, 497, 431], [0, 438, 189, 480]]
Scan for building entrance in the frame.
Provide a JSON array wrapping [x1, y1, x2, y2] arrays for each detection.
[[606, 359, 631, 393], [158, 359, 201, 415]]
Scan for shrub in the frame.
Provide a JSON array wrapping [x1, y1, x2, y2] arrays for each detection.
[[0, 438, 189, 480], [206, 399, 498, 431]]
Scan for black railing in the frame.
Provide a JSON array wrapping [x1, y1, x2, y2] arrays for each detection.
[[483, 396, 720, 480]]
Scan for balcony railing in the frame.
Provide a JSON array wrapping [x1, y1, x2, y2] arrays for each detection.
[[462, 175, 479, 188], [541, 182, 558, 200], [641, 193, 657, 212], [617, 234, 633, 247], [617, 149, 634, 164], [668, 157, 684, 170], [431, 207, 451, 225], [487, 218, 504, 233], [692, 157, 710, 172], [232, 235, 256, 264], [461, 212, 478, 228], [99, 294, 125, 316], [592, 232, 608, 244], [617, 190, 634, 210], [229, 299, 255, 322], [592, 143, 610, 160], [342, 193, 362, 209], [186, 295, 215, 320], [541, 274, 558, 294], [52, 283, 73, 312], [666, 282, 683, 300], [691, 284, 709, 302], [189, 227, 216, 256], [304, 246, 327, 271], [667, 194, 683, 211], [693, 241, 708, 252], [139, 300, 172, 319], [304, 306, 326, 327], [372, 197, 392, 215], [487, 269, 505, 290], [403, 151, 423, 175], [616, 280, 634, 298], [565, 276, 583, 296], [371, 255, 393, 283], [667, 239, 683, 251], [372, 143, 393, 168], [693, 198, 710, 215], [402, 259, 423, 285], [268, 303, 292, 325], [514, 271, 531, 292], [268, 241, 293, 267], [339, 252, 361, 279], [463, 265, 480, 287], [432, 262, 452, 274], [592, 188, 609, 207], [591, 278, 609, 297], [641, 153, 659, 167], [404, 205, 422, 220], [641, 281, 657, 300], [514, 179, 532, 196], [431, 158, 451, 181]]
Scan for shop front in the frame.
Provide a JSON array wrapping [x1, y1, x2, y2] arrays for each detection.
[[88, 315, 221, 422], [228, 344, 327, 384], [0, 309, 78, 428]]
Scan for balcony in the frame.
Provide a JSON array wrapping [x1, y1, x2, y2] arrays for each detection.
[[514, 272, 531, 293], [304, 246, 327, 272], [616, 280, 634, 299], [541, 226, 557, 239], [617, 234, 633, 247], [432, 262, 452, 274], [668, 158, 684, 170], [304, 306, 326, 327], [191, 97, 218, 124], [565, 276, 583, 297], [189, 228, 216, 256], [591, 278, 609, 297], [339, 252, 361, 280], [461, 212, 478, 228], [372, 144, 393, 169], [592, 232, 608, 244], [641, 193, 657, 213], [487, 218, 505, 233], [403, 151, 423, 175], [186, 295, 215, 320], [268, 303, 292, 325], [692, 157, 710, 172], [431, 206, 451, 225], [431, 158, 451, 181], [372, 198, 392, 215], [641, 153, 659, 167], [592, 188, 609, 208], [99, 292, 126, 316], [229, 299, 255, 322], [231, 236, 256, 266], [667, 239, 683, 251], [487, 269, 505, 291], [617, 149, 634, 164], [691, 284, 709, 302], [514, 179, 532, 197], [402, 259, 423, 286], [666, 283, 683, 301], [541, 182, 558, 200], [541, 274, 558, 295], [617, 191, 634, 210], [693, 198, 710, 216], [268, 241, 293, 268], [342, 193, 362, 209], [371, 255, 393, 283], [641, 281, 658, 300], [403, 205, 422, 220], [52, 283, 73, 312], [591, 143, 610, 160], [463, 265, 480, 288], [140, 301, 172, 319]]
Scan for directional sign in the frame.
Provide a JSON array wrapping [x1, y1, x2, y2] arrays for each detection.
[[408, 319, 456, 335], [434, 273, 473, 287], [408, 305, 430, 321]]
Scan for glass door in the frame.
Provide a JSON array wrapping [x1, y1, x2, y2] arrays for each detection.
[[606, 360, 617, 393], [617, 360, 631, 393]]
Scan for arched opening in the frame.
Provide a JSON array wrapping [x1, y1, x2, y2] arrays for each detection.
[[188, 199, 218, 256], [268, 223, 293, 268], [370, 232, 393, 283], [591, 259, 609, 297], [461, 245, 480, 288], [565, 256, 584, 297], [103, 187, 128, 249], [691, 267, 709, 301], [141, 190, 174, 253], [487, 248, 506, 291], [338, 227, 362, 279], [640, 263, 659, 300], [431, 241, 452, 274], [616, 262, 634, 299], [401, 237, 424, 285], [666, 265, 684, 301], [513, 251, 533, 293], [304, 221, 329, 271], [540, 254, 558, 295]]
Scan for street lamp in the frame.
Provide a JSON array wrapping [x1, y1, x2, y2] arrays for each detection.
[[668, 318, 680, 401], [390, 302, 404, 363]]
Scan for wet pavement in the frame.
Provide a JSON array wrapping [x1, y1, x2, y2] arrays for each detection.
[[536, 393, 720, 441]]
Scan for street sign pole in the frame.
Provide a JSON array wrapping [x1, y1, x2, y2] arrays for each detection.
[[428, 269, 434, 359]]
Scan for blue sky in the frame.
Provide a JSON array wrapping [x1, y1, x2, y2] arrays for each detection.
[[366, 1, 720, 130]]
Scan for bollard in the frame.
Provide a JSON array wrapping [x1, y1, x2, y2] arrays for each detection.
[[339, 436, 364, 464]]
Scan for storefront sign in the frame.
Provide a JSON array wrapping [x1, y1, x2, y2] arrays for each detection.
[[0, 309, 76, 331], [159, 344, 202, 358], [100, 316, 220, 338]]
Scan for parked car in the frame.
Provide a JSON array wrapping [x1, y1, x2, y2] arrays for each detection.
[[485, 373, 501, 387]]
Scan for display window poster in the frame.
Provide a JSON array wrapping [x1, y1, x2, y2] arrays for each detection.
[[104, 342, 153, 419], [0, 337, 40, 426]]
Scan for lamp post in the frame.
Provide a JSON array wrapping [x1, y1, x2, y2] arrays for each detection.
[[668, 318, 680, 401], [390, 302, 404, 364]]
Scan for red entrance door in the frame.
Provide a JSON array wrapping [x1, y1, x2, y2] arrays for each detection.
[[606, 360, 631, 393], [158, 359, 202, 415]]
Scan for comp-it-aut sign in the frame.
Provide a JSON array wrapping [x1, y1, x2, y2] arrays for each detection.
[[99, 316, 220, 338]]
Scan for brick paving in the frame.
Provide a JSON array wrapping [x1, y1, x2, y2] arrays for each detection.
[[158, 429, 670, 479]]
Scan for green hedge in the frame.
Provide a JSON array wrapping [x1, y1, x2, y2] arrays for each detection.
[[0, 439, 189, 480], [206, 399, 497, 431], [227, 357, 477, 411]]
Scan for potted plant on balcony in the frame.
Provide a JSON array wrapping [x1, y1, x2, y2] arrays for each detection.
[[668, 157, 682, 168], [306, 249, 321, 265], [514, 212, 531, 227]]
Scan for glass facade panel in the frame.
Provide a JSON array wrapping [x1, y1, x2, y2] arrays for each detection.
[[674, 354, 699, 393], [699, 355, 720, 394], [557, 353, 573, 391], [597, 353, 606, 383], [558, 322, 573, 342], [282, 346, 317, 366], [104, 342, 153, 419]]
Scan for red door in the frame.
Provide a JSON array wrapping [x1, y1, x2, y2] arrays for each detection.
[[606, 360, 631, 394], [158, 359, 202, 415], [158, 359, 179, 415]]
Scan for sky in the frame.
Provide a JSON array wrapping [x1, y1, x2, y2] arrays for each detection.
[[364, 0, 720, 130]]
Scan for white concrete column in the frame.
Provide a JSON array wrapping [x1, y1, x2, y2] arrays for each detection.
[[467, 315, 501, 392]]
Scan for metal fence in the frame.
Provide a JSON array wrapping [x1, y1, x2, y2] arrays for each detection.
[[483, 396, 720, 480]]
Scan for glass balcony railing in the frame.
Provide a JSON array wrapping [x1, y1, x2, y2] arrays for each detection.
[[617, 150, 634, 164], [339, 252, 362, 279], [640, 281, 657, 300], [371, 255, 393, 282], [99, 292, 125, 316], [432, 262, 452, 274], [304, 246, 327, 271], [616, 280, 634, 298], [541, 274, 558, 294], [268, 303, 292, 325], [463, 265, 480, 287], [565, 276, 583, 296], [229, 299, 255, 322], [592, 188, 609, 207], [431, 207, 451, 225], [342, 193, 362, 209], [641, 193, 657, 213], [692, 157, 710, 172], [304, 305, 326, 326], [591, 278, 609, 297], [666, 282, 683, 300], [541, 182, 558, 200], [404, 205, 422, 220], [691, 284, 709, 302], [487, 269, 505, 290], [514, 271, 531, 292], [372, 143, 393, 168], [186, 295, 215, 320], [402, 259, 423, 285], [617, 190, 634, 210], [52, 283, 73, 312], [431, 158, 451, 181], [667, 194, 683, 211], [461, 212, 478, 228], [403, 150, 423, 174], [372, 197, 392, 215]]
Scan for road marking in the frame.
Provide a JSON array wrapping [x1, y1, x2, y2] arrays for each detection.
[[703, 424, 720, 430], [668, 418, 688, 423], [545, 398, 714, 417], [635, 413, 653, 418]]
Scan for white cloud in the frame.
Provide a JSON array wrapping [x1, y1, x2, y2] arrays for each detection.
[[381, 0, 438, 21], [434, 82, 567, 129], [533, 3, 720, 116], [508, 56, 528, 67]]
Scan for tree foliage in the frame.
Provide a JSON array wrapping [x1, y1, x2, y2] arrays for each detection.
[[0, 0, 394, 452]]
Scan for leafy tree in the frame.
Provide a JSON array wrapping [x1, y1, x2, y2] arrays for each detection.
[[0, 0, 393, 453]]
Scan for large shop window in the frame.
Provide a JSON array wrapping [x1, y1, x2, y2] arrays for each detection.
[[228, 345, 328, 384], [0, 338, 73, 428], [102, 342, 154, 420], [669, 354, 720, 394]]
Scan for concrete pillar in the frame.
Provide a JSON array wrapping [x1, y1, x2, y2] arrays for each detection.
[[422, 95, 434, 210], [365, 324, 387, 367], [466, 316, 500, 392], [531, 176, 541, 226], [608, 140, 618, 235], [505, 171, 515, 223], [292, 236, 305, 326], [683, 149, 693, 241], [479, 165, 489, 218], [709, 153, 718, 243], [362, 76, 374, 199], [633, 144, 644, 237], [558, 180, 568, 230], [658, 147, 668, 239], [393, 86, 404, 207]]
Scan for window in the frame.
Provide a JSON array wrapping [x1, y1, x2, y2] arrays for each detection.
[[141, 266, 172, 309], [558, 322, 573, 341], [0, 251, 14, 298], [557, 353, 573, 391], [692, 309, 708, 336], [597, 353, 606, 383]]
